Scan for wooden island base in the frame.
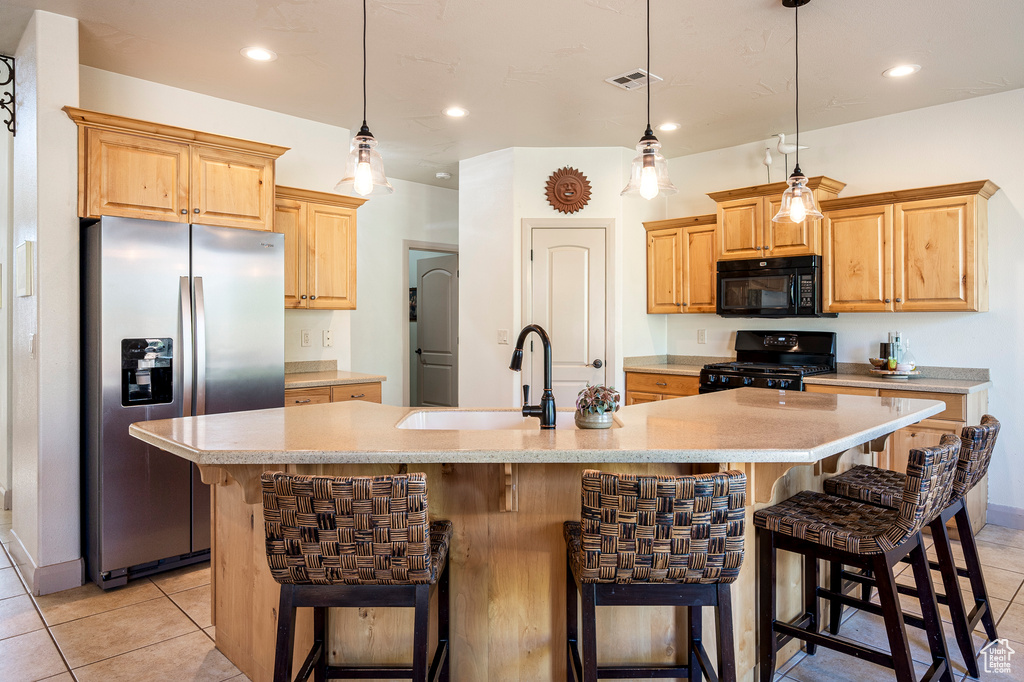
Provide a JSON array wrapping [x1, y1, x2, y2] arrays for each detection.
[[206, 446, 882, 682]]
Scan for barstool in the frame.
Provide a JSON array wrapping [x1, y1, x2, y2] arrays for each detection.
[[755, 436, 961, 682], [823, 415, 1001, 678], [261, 471, 452, 682], [563, 469, 746, 682]]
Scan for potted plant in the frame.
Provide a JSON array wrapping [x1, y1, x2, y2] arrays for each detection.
[[575, 383, 620, 429]]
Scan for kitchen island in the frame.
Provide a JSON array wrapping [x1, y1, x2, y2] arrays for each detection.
[[131, 388, 944, 682]]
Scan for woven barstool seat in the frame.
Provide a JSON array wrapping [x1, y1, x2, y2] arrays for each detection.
[[755, 436, 961, 682], [821, 415, 1001, 677], [262, 471, 452, 682], [564, 469, 745, 682]]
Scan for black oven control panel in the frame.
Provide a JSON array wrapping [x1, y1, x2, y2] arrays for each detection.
[[798, 274, 815, 310]]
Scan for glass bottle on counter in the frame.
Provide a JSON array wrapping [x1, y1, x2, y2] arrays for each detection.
[[898, 338, 917, 371]]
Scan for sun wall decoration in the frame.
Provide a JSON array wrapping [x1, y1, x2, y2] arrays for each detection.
[[545, 167, 592, 214]]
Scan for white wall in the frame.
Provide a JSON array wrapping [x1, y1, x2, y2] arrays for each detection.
[[662, 88, 1024, 515], [11, 10, 82, 593], [79, 67, 459, 397], [458, 146, 664, 408], [350, 180, 458, 406]]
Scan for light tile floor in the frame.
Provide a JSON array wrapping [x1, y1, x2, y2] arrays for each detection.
[[0, 508, 247, 682], [0, 508, 1022, 681]]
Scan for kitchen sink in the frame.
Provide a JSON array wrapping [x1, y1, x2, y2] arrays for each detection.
[[396, 409, 616, 430]]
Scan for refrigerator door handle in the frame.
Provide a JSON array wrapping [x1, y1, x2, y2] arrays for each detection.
[[179, 276, 193, 418], [194, 276, 207, 416]]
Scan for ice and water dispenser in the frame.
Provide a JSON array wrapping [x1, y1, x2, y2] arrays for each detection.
[[121, 338, 173, 406]]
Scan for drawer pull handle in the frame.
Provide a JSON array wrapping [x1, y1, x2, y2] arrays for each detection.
[[295, 399, 311, 404], [656, 381, 667, 387], [351, 393, 366, 399]]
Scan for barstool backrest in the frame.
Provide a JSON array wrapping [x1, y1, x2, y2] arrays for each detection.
[[952, 415, 1000, 500], [577, 469, 746, 584], [261, 471, 433, 585], [882, 435, 960, 550]]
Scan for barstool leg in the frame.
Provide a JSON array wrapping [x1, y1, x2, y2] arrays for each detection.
[[931, 514, 979, 678], [274, 584, 297, 682], [313, 606, 327, 682], [757, 529, 777, 682], [803, 554, 819, 654], [689, 601, 703, 682], [565, 556, 579, 682], [909, 537, 955, 682], [438, 560, 451, 682], [828, 560, 843, 635], [716, 583, 737, 682], [581, 583, 598, 682], [955, 505, 999, 641], [872, 554, 918, 682], [412, 584, 430, 682]]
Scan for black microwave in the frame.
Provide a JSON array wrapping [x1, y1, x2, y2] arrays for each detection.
[[716, 255, 836, 318]]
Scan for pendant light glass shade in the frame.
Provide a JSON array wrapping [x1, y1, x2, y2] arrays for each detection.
[[335, 124, 394, 196], [772, 167, 821, 223], [621, 129, 677, 199]]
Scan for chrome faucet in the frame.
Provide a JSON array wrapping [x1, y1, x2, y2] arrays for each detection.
[[508, 324, 556, 429]]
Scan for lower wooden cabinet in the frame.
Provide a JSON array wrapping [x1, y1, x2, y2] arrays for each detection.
[[285, 382, 382, 406], [624, 372, 700, 404]]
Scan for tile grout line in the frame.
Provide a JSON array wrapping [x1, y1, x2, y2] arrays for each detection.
[[0, 540, 80, 682]]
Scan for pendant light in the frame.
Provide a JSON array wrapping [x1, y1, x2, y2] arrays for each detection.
[[772, 0, 820, 224], [335, 0, 393, 197], [620, 0, 677, 200]]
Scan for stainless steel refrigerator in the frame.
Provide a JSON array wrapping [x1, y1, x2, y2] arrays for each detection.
[[83, 216, 284, 588]]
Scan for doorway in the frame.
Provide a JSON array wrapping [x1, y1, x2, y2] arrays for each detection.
[[406, 243, 458, 407], [521, 220, 614, 410]]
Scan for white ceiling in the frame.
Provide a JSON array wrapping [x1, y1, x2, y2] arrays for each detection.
[[1, 0, 1022, 187]]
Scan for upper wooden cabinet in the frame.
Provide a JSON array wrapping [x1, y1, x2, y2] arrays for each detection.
[[643, 215, 717, 314], [274, 186, 366, 310], [821, 181, 996, 313], [709, 177, 846, 261], [65, 107, 287, 231]]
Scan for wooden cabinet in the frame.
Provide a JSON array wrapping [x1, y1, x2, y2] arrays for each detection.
[[820, 181, 996, 313], [807, 382, 988, 533], [709, 177, 845, 261], [643, 215, 716, 314], [274, 186, 366, 310], [285, 382, 382, 406], [624, 372, 700, 404], [65, 107, 287, 231]]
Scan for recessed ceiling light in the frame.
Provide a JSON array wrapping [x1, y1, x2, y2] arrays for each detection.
[[657, 123, 680, 132], [883, 64, 921, 78], [444, 106, 468, 118], [241, 46, 277, 62], [435, 172, 452, 180]]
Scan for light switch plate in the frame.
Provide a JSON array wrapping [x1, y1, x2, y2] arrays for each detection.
[[300, 329, 312, 347], [497, 329, 509, 345], [697, 329, 706, 344]]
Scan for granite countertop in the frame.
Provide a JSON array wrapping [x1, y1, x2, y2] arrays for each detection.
[[285, 370, 387, 389], [129, 388, 943, 466], [623, 358, 991, 395]]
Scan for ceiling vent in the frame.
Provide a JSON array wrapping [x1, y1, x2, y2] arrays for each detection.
[[605, 68, 663, 91]]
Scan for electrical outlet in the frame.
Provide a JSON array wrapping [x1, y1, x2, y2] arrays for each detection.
[[300, 329, 312, 347], [497, 329, 509, 345], [697, 329, 706, 344], [322, 329, 333, 347]]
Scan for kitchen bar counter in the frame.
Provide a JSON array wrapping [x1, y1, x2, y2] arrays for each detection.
[[283, 369, 387, 389], [132, 390, 944, 682]]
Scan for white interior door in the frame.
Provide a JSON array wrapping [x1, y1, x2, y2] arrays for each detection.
[[528, 228, 607, 410], [416, 255, 459, 407]]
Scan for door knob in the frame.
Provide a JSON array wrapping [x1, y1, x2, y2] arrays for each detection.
[[589, 359, 603, 369], [194, 208, 200, 214], [180, 209, 187, 215]]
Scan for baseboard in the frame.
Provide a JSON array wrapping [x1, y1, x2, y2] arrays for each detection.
[[986, 503, 1024, 531], [6, 531, 84, 595]]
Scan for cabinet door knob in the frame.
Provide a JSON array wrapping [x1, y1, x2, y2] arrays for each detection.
[[755, 246, 762, 250], [350, 394, 366, 399], [295, 399, 311, 404], [194, 208, 200, 214], [656, 381, 667, 387], [301, 295, 307, 299], [885, 299, 891, 303], [180, 209, 188, 215], [895, 298, 902, 303], [310, 295, 317, 300]]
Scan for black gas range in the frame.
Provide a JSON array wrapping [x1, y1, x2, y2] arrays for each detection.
[[698, 331, 837, 394]]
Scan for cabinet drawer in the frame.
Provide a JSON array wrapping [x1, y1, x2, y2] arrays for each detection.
[[331, 382, 382, 404], [805, 384, 879, 397], [625, 372, 699, 397], [285, 387, 331, 406], [626, 392, 663, 406], [878, 390, 965, 422]]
